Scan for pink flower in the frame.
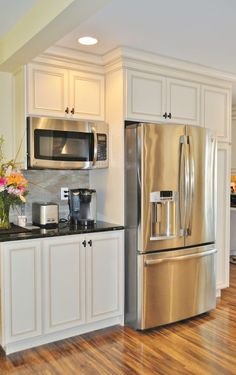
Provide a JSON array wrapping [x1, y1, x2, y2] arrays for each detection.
[[18, 185, 25, 193], [7, 186, 20, 196], [0, 177, 6, 186]]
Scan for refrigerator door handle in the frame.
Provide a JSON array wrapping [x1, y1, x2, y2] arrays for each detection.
[[213, 136, 217, 239], [186, 135, 194, 235], [179, 135, 189, 235], [144, 248, 216, 265]]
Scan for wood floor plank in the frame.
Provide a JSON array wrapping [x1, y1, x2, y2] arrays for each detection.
[[0, 264, 236, 374]]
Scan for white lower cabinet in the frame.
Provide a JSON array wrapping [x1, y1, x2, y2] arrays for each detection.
[[1, 240, 42, 344], [86, 231, 124, 323], [0, 230, 124, 354], [43, 237, 86, 333]]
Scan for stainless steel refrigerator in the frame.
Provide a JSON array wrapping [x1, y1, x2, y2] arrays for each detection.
[[125, 122, 217, 329]]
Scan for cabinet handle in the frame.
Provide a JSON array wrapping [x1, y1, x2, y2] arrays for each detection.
[[65, 107, 69, 114], [168, 112, 172, 119], [88, 239, 92, 247], [163, 112, 167, 119], [82, 240, 86, 247], [71, 107, 75, 115]]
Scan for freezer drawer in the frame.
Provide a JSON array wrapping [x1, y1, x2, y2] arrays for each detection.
[[137, 244, 216, 329]]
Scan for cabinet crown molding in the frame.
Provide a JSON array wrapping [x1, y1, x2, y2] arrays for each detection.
[[41, 45, 236, 85]]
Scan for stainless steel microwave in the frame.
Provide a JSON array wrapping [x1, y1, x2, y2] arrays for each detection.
[[27, 117, 109, 169]]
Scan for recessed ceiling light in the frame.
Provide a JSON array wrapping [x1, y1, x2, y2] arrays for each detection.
[[78, 36, 98, 46]]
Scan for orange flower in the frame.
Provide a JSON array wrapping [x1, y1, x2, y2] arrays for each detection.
[[6, 173, 27, 187]]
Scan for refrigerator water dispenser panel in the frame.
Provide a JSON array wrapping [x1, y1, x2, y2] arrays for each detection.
[[150, 191, 177, 240]]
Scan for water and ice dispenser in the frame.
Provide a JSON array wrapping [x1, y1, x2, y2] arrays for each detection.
[[150, 191, 177, 240]]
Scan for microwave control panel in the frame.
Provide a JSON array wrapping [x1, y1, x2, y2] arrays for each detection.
[[97, 134, 107, 161]]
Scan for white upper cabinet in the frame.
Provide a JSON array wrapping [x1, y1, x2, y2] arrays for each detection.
[[27, 63, 105, 120], [126, 70, 165, 121], [166, 78, 200, 125], [201, 85, 231, 142], [125, 69, 200, 125], [69, 70, 104, 120], [27, 64, 68, 117]]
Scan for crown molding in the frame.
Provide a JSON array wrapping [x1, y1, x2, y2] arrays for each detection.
[[33, 46, 104, 74], [43, 45, 103, 65], [103, 46, 236, 83], [38, 45, 236, 84]]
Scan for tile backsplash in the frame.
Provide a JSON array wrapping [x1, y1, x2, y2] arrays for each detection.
[[10, 170, 89, 224]]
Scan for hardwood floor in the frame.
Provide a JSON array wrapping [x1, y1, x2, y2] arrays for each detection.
[[1, 265, 236, 375]]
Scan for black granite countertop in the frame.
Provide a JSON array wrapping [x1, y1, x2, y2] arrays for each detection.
[[0, 221, 124, 242]]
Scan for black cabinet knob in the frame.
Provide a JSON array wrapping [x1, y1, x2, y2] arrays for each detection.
[[65, 107, 69, 114], [163, 112, 167, 119], [88, 239, 92, 247], [82, 240, 86, 247], [168, 112, 172, 119], [71, 107, 75, 115]]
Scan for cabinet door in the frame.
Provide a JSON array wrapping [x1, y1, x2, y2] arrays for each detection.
[[201, 85, 231, 142], [166, 78, 200, 125], [126, 70, 166, 121], [86, 231, 124, 323], [69, 70, 104, 120], [216, 143, 230, 290], [43, 236, 86, 333], [2, 240, 42, 343], [27, 63, 68, 117]]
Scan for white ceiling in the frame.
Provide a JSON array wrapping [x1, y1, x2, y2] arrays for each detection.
[[56, 0, 236, 73], [0, 0, 37, 38], [2, 0, 236, 101]]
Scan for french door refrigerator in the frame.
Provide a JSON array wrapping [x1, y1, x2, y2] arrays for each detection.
[[125, 122, 217, 329]]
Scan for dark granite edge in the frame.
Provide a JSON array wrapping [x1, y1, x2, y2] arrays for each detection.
[[0, 222, 124, 243]]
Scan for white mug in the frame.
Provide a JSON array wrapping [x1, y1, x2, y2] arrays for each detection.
[[17, 215, 27, 227]]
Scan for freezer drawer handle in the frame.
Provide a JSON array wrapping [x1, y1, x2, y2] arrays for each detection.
[[144, 248, 216, 266]]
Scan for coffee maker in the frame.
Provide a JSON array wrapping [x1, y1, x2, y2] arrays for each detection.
[[68, 188, 96, 226]]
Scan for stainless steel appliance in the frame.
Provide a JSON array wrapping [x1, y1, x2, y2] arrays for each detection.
[[68, 188, 96, 226], [32, 202, 59, 227], [125, 122, 217, 329], [27, 117, 108, 169]]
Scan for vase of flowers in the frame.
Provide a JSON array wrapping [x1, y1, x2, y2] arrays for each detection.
[[0, 137, 28, 229]]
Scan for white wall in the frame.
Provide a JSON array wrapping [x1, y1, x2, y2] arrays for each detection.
[[0, 72, 13, 161], [231, 108, 236, 173], [90, 68, 124, 225]]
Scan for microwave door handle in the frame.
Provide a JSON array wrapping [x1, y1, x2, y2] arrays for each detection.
[[92, 128, 98, 165]]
